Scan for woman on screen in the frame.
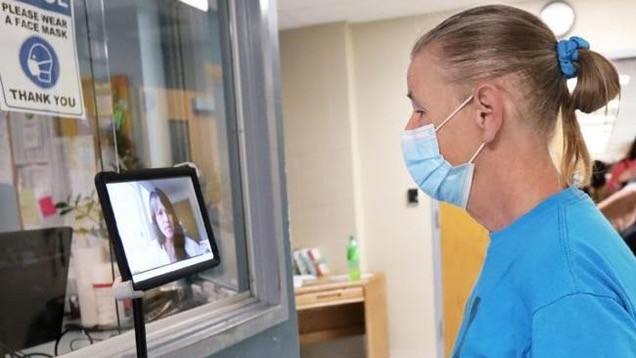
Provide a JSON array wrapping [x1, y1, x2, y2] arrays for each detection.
[[149, 188, 209, 264]]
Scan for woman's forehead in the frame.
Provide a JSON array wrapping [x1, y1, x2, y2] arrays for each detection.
[[409, 49, 444, 76], [407, 52, 443, 97]]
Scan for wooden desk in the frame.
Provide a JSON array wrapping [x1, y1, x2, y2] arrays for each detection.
[[294, 273, 389, 358]]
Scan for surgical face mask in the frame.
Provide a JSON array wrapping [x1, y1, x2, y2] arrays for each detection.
[[401, 94, 486, 209], [27, 58, 41, 77], [27, 44, 53, 83]]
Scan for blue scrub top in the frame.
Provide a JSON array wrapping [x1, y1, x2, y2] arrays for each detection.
[[452, 186, 636, 357]]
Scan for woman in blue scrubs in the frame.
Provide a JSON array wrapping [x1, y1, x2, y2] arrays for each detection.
[[401, 5, 636, 357]]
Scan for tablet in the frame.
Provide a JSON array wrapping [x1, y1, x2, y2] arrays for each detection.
[[95, 167, 220, 291]]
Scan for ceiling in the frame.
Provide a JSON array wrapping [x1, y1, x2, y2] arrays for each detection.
[[276, 0, 526, 30]]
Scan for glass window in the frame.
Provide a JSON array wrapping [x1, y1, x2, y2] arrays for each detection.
[[101, 0, 249, 300], [0, 0, 278, 356]]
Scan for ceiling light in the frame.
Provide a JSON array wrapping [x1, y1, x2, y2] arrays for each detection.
[[540, 1, 576, 38], [620, 74, 631, 86]]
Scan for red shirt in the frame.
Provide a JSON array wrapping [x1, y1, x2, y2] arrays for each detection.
[[607, 159, 636, 193]]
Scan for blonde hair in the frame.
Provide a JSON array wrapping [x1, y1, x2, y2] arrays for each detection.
[[412, 5, 620, 185]]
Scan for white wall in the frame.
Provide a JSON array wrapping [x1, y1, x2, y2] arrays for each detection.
[[280, 17, 444, 357], [280, 1, 636, 357], [545, 0, 636, 54], [350, 14, 457, 358], [280, 23, 360, 275]]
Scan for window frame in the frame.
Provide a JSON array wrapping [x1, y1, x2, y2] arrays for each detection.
[[64, 0, 292, 356]]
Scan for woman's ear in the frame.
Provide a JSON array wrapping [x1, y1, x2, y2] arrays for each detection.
[[473, 84, 504, 144]]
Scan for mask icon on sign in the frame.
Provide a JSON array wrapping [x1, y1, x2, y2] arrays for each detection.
[[26, 44, 54, 84]]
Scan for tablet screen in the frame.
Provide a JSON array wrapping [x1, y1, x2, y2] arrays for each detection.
[[99, 169, 218, 289]]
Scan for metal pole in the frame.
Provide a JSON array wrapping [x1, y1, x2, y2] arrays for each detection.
[[132, 297, 147, 358]]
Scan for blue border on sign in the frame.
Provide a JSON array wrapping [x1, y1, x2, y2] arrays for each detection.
[[13, 0, 72, 17]]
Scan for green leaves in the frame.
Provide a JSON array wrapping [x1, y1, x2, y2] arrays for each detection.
[[55, 191, 107, 239], [86, 200, 94, 213], [54, 202, 69, 209]]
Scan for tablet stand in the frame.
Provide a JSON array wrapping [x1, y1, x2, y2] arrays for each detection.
[[112, 277, 146, 358]]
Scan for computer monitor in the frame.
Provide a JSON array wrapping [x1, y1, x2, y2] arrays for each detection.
[[95, 167, 221, 291], [0, 227, 72, 353]]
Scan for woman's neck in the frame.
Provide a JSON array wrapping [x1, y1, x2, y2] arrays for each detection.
[[467, 147, 564, 232], [163, 235, 175, 245], [163, 236, 178, 261]]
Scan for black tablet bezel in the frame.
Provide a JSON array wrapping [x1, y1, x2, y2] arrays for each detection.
[[95, 167, 221, 291]]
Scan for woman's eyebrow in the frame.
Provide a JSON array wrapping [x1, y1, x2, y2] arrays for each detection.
[[406, 91, 424, 107]]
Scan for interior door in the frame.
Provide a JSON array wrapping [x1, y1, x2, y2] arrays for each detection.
[[439, 202, 488, 357]]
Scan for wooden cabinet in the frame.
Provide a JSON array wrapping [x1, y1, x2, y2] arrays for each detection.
[[295, 273, 389, 358]]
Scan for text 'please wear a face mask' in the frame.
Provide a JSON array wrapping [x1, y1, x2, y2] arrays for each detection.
[[401, 94, 485, 209]]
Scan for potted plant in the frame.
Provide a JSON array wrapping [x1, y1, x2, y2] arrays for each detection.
[[55, 191, 108, 241]]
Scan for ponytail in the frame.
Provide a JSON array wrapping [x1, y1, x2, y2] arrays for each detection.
[[560, 49, 620, 185], [560, 106, 590, 185]]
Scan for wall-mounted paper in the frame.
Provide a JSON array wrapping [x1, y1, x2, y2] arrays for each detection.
[[10, 113, 51, 165], [18, 188, 40, 227], [38, 195, 57, 217]]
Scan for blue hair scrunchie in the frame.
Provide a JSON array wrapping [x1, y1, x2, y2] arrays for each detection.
[[557, 36, 590, 79]]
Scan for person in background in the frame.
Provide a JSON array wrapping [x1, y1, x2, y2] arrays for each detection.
[[582, 159, 608, 203], [591, 162, 636, 257], [149, 188, 209, 265], [599, 184, 636, 232], [607, 137, 636, 194], [617, 210, 636, 257], [401, 5, 636, 356]]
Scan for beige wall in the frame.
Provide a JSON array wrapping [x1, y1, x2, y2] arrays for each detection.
[[548, 0, 636, 54], [281, 17, 445, 357], [280, 23, 360, 275], [349, 14, 453, 358], [280, 1, 636, 357]]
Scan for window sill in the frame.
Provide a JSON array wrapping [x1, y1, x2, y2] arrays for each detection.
[[61, 292, 288, 357]]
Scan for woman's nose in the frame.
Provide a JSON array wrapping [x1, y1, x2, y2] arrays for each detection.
[[405, 113, 424, 130]]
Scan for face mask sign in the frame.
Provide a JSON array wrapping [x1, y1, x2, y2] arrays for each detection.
[[401, 94, 486, 208], [27, 44, 53, 84]]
